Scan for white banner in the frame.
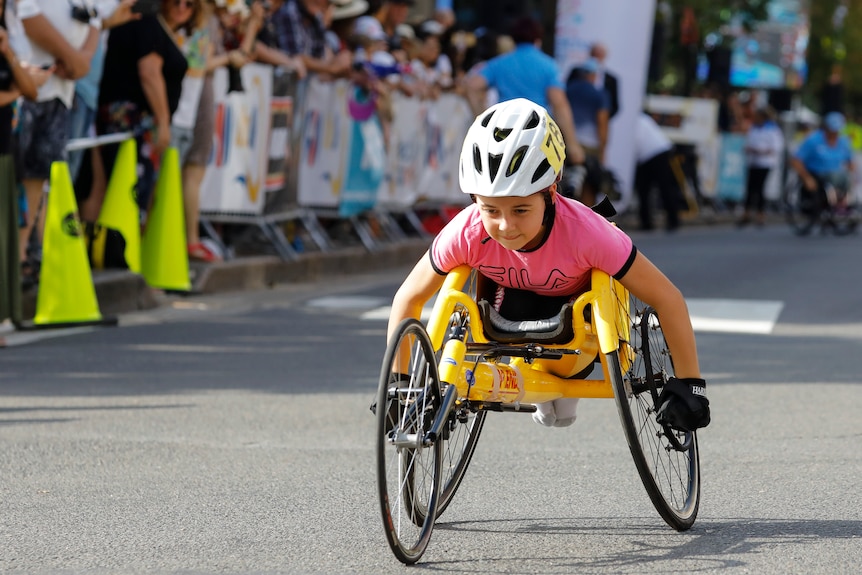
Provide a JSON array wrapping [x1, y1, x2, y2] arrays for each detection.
[[378, 93, 426, 209], [298, 79, 472, 211], [200, 64, 272, 215], [296, 79, 352, 209], [555, 0, 656, 210]]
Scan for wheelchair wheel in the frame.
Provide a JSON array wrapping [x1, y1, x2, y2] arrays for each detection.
[[436, 404, 486, 517], [434, 310, 486, 517], [829, 210, 858, 236], [610, 305, 701, 531], [783, 179, 818, 236], [376, 319, 442, 564], [827, 188, 859, 236]]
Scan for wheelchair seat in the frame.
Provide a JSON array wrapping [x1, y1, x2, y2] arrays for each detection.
[[477, 299, 576, 345]]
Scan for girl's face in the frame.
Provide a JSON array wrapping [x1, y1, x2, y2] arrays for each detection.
[[475, 190, 552, 251]]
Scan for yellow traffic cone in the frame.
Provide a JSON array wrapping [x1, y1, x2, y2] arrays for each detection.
[[141, 147, 190, 291], [32, 162, 115, 328], [97, 139, 141, 273]]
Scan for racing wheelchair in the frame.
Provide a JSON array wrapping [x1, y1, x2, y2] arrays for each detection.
[[373, 253, 702, 563], [784, 170, 859, 236]]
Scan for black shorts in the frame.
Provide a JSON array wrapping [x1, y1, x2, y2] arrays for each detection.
[[17, 99, 70, 180]]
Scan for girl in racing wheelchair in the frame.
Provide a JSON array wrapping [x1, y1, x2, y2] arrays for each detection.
[[387, 98, 710, 432]]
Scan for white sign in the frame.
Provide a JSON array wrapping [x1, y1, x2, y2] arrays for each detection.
[[200, 64, 273, 215]]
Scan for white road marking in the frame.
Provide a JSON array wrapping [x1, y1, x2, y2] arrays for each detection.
[[311, 297, 785, 335], [359, 304, 434, 322], [307, 296, 389, 310], [0, 326, 97, 348], [686, 298, 784, 334]]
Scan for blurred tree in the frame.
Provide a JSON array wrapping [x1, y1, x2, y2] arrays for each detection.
[[808, 2, 839, 111], [806, 1, 862, 115], [650, 0, 771, 95]]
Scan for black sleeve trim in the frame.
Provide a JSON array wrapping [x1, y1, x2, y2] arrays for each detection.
[[613, 245, 638, 280], [428, 250, 448, 276]]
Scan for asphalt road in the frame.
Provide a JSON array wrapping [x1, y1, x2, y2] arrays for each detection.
[[1, 223, 861, 574]]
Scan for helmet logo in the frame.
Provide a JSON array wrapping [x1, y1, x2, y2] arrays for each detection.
[[540, 113, 565, 174]]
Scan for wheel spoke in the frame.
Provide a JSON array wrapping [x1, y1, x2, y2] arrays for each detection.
[[612, 301, 701, 531], [376, 320, 442, 564]]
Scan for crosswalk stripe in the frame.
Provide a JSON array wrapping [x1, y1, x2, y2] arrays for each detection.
[[686, 298, 783, 334]]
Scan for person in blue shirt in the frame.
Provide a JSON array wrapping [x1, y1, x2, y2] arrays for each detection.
[[790, 111, 855, 214], [565, 59, 608, 205], [464, 15, 584, 166]]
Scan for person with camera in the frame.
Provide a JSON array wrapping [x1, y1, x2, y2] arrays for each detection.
[[15, 0, 100, 283], [66, 0, 142, 188]]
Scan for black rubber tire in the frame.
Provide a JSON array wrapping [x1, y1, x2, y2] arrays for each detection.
[[609, 305, 701, 531], [376, 319, 442, 564], [784, 180, 818, 236]]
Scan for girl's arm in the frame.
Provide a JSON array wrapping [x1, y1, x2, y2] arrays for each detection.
[[618, 251, 701, 379], [388, 252, 447, 342]]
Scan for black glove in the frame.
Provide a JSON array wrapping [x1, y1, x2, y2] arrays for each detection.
[[655, 377, 710, 431]]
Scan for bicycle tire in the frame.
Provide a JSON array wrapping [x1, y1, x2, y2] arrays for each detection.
[[610, 305, 701, 531], [376, 319, 442, 564]]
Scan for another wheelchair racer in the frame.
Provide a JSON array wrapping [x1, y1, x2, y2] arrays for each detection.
[[790, 112, 855, 216], [387, 98, 710, 432]]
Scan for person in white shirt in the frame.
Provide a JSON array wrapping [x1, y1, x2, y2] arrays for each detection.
[[738, 106, 785, 226], [16, 0, 99, 271], [634, 112, 683, 231]]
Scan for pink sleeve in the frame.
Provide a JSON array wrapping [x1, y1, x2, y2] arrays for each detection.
[[578, 211, 634, 277], [430, 206, 475, 274]]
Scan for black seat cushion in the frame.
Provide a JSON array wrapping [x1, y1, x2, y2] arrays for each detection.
[[477, 299, 576, 345]]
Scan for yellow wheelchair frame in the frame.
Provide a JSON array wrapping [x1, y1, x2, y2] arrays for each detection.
[[375, 265, 701, 565]]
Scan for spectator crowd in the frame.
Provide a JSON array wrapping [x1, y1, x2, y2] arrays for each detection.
[[1, 0, 626, 324]]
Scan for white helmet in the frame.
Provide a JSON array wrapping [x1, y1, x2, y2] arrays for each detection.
[[459, 98, 566, 198]]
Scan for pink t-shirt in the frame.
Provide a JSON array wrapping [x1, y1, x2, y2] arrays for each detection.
[[430, 196, 635, 296]]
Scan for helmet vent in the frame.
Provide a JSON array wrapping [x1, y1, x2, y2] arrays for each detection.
[[488, 153, 503, 182], [506, 146, 528, 177], [472, 144, 483, 174], [493, 128, 512, 142], [531, 158, 551, 184], [524, 111, 540, 130], [480, 110, 496, 127]]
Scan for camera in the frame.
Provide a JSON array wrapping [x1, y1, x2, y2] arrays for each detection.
[[70, 4, 97, 24], [131, 0, 162, 16]]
